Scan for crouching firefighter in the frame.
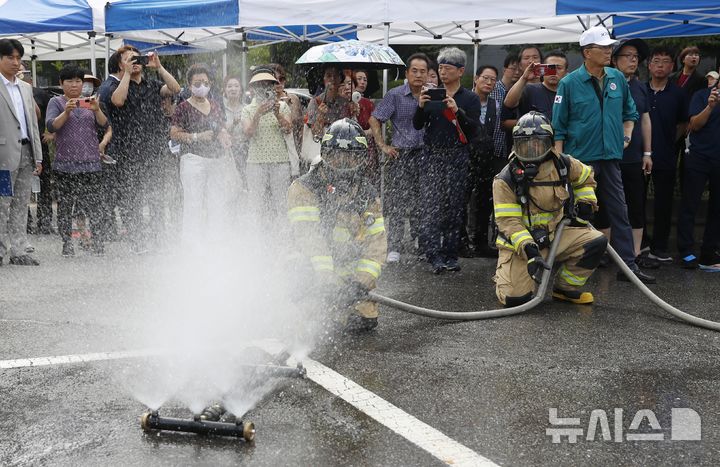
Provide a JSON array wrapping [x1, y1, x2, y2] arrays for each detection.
[[492, 111, 608, 306], [287, 118, 387, 332]]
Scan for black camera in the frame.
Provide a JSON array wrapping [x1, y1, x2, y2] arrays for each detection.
[[132, 55, 150, 66]]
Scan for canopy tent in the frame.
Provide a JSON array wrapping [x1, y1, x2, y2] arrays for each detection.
[[103, 0, 360, 84], [0, 0, 93, 34], [4, 0, 720, 84], [356, 8, 720, 45]]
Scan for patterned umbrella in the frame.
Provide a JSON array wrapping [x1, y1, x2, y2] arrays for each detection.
[[295, 40, 404, 69]]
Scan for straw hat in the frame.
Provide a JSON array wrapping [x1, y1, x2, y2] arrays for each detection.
[[83, 74, 101, 87]]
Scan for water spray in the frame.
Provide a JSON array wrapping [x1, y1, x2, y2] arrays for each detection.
[[140, 410, 256, 441]]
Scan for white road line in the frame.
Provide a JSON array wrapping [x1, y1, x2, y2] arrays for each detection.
[[1, 349, 499, 466], [0, 350, 154, 369], [303, 359, 498, 467]]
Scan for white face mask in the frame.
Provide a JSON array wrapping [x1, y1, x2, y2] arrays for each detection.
[[81, 83, 94, 97], [191, 84, 210, 98]]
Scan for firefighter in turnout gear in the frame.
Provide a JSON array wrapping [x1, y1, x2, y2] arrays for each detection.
[[287, 118, 387, 332], [492, 111, 608, 306]]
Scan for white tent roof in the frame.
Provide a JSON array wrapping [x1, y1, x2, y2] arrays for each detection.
[[357, 16, 613, 45]]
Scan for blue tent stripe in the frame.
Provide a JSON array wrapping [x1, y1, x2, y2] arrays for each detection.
[[613, 11, 720, 38], [556, 0, 720, 15], [106, 0, 239, 32], [0, 0, 93, 34]]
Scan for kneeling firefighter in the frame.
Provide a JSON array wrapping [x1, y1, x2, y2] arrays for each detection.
[[287, 118, 387, 332], [492, 111, 608, 306]]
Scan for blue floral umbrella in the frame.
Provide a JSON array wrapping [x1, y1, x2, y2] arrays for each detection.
[[295, 40, 404, 70]]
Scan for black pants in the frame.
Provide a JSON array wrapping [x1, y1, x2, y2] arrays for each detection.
[[117, 158, 170, 248], [419, 146, 470, 262], [55, 171, 105, 244], [618, 161, 647, 229], [650, 168, 676, 254], [677, 160, 720, 261], [463, 155, 505, 248], [383, 147, 422, 252]]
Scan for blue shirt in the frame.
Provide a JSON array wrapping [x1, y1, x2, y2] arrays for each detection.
[[371, 83, 424, 149], [688, 87, 720, 166], [646, 81, 688, 170], [552, 64, 639, 162], [623, 78, 649, 164]]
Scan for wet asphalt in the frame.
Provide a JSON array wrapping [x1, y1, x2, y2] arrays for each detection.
[[1, 233, 719, 466]]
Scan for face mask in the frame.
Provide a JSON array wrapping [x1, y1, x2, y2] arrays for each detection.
[[81, 83, 94, 97], [191, 84, 210, 98]]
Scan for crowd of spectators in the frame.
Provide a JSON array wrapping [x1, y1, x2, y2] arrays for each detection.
[[1, 30, 717, 273]]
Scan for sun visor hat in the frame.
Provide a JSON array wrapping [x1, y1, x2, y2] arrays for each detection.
[[248, 72, 278, 86]]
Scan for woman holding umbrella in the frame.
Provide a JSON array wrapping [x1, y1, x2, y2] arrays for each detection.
[[306, 66, 354, 140]]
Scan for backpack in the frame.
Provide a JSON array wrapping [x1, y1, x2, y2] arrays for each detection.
[[488, 153, 574, 250]]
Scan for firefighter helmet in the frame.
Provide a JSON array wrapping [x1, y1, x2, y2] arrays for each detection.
[[512, 111, 554, 162], [320, 118, 368, 177]]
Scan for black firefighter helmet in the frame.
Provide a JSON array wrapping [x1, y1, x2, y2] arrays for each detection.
[[512, 111, 554, 163], [320, 118, 368, 178]]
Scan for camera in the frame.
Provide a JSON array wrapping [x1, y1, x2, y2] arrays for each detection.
[[257, 88, 276, 104], [424, 87, 446, 101], [77, 97, 95, 109], [132, 55, 150, 66], [533, 64, 558, 77]]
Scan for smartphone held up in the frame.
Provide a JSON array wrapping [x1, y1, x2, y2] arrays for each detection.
[[77, 97, 95, 109], [533, 64, 558, 77]]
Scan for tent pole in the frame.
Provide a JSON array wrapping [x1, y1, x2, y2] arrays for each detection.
[[380, 22, 391, 209], [473, 20, 479, 82], [89, 31, 97, 77], [240, 30, 248, 90], [105, 34, 111, 78], [222, 52, 228, 80], [382, 22, 390, 96], [31, 39, 37, 85]]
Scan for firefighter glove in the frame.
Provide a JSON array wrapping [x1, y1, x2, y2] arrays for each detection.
[[575, 202, 594, 224], [525, 243, 550, 284]]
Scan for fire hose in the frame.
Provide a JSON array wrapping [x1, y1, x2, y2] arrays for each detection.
[[368, 219, 720, 332]]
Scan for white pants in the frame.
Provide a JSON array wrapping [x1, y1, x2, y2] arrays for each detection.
[[245, 162, 291, 233], [180, 153, 240, 250], [0, 145, 33, 258]]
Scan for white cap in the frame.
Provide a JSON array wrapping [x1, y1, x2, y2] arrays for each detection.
[[579, 26, 617, 47], [705, 71, 719, 80]]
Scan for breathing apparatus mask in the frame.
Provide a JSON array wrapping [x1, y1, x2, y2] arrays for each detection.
[[320, 118, 368, 190], [511, 111, 555, 163]]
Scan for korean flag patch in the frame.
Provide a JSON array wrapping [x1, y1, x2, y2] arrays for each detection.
[[554, 95, 563, 104]]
